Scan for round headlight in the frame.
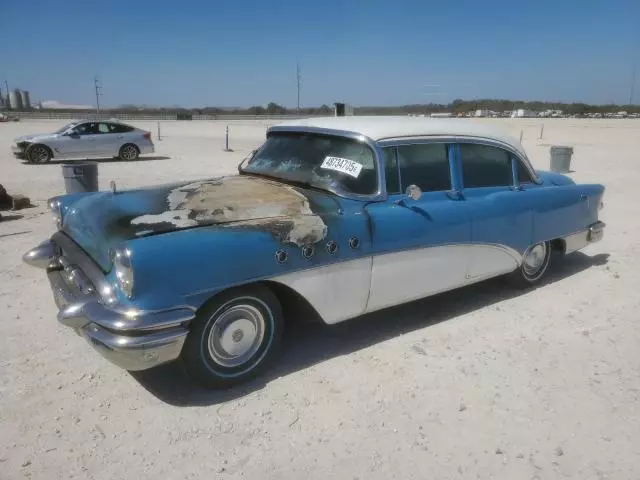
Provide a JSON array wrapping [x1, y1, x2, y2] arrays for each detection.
[[111, 248, 134, 299], [49, 199, 62, 229]]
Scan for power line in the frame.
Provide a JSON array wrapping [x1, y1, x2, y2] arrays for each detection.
[[94, 76, 103, 114]]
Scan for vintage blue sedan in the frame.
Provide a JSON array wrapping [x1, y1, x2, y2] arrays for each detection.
[[23, 117, 605, 388]]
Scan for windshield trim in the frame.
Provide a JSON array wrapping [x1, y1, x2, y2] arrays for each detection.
[[259, 125, 388, 202]]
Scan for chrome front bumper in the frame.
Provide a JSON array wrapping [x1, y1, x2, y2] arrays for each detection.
[[25, 238, 194, 371], [11, 145, 26, 159]]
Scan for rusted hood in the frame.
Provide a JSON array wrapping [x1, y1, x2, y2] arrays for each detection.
[[63, 175, 338, 269]]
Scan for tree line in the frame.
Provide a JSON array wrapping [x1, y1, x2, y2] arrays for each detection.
[[34, 99, 640, 115]]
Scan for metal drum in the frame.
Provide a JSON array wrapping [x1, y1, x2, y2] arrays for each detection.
[[550, 145, 573, 173], [61, 162, 99, 194]]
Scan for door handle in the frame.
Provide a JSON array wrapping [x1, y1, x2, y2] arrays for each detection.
[[580, 194, 588, 202]]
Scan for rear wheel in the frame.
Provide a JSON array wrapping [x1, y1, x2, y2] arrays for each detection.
[[118, 143, 139, 161], [181, 284, 284, 388], [27, 144, 52, 163], [507, 241, 551, 287]]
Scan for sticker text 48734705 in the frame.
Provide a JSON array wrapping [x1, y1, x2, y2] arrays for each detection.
[[320, 156, 363, 178]]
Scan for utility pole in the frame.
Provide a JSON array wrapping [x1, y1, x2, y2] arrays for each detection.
[[630, 60, 637, 105], [296, 63, 301, 116], [94, 76, 103, 115]]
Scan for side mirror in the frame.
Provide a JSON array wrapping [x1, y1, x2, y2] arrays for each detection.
[[405, 184, 423, 201], [66, 131, 80, 138]]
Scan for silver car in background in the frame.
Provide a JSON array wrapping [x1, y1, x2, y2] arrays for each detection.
[[12, 120, 155, 163]]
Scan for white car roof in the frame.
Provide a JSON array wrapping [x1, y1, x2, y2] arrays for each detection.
[[273, 116, 527, 157]]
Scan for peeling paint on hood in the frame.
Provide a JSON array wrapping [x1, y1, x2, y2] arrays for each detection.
[[63, 175, 340, 270], [127, 175, 332, 246]]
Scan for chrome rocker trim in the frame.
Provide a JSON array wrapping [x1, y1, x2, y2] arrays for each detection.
[[24, 239, 193, 371]]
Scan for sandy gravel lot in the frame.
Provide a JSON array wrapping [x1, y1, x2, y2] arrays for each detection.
[[1, 118, 639, 479]]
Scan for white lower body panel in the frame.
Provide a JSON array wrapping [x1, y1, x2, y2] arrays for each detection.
[[365, 244, 520, 314], [269, 244, 523, 325], [270, 257, 372, 325]]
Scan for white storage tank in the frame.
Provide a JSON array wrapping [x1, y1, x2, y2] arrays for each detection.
[[8, 89, 23, 110], [19, 90, 31, 109]]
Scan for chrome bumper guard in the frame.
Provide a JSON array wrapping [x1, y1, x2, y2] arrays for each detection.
[[25, 238, 194, 371]]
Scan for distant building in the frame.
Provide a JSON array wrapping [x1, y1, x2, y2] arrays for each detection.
[[8, 89, 23, 110], [334, 103, 354, 116], [511, 109, 537, 118], [430, 112, 453, 118], [19, 90, 31, 110]]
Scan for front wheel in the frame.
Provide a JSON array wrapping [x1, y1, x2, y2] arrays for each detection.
[[507, 241, 551, 287], [118, 143, 139, 161], [27, 144, 52, 163], [181, 284, 284, 388]]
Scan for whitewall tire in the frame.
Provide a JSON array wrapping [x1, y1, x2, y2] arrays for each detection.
[[181, 284, 284, 388]]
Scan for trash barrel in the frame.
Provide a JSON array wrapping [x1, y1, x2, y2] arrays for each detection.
[[61, 162, 99, 194], [550, 145, 573, 173]]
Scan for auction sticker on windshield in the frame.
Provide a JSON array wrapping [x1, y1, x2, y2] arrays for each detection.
[[320, 156, 363, 178]]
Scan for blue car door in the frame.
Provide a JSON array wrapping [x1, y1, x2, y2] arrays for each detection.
[[364, 142, 471, 313], [454, 142, 533, 280]]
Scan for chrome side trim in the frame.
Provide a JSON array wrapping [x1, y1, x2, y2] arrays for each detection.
[[378, 135, 541, 185], [265, 125, 388, 202]]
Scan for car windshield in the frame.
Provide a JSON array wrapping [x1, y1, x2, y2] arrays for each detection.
[[54, 122, 78, 134], [240, 132, 378, 195]]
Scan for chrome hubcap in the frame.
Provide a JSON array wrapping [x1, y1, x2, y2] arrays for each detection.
[[121, 146, 137, 160], [523, 242, 547, 277], [207, 304, 265, 368]]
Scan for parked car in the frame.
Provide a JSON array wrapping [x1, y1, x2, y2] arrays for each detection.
[[0, 113, 19, 122], [23, 117, 605, 388], [12, 119, 154, 163]]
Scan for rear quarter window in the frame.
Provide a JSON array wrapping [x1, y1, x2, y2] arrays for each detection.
[[108, 123, 135, 133]]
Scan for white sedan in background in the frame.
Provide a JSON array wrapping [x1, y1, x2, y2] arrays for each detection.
[[12, 120, 155, 163]]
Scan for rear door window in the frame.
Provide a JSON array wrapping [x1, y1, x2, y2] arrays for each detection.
[[396, 143, 451, 192], [460, 143, 512, 188]]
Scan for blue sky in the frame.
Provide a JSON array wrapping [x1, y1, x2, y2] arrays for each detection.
[[3, 0, 640, 107]]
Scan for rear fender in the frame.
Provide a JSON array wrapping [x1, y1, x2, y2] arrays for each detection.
[[528, 183, 604, 242]]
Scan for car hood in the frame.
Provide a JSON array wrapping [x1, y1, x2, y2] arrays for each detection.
[[15, 133, 57, 143], [62, 175, 341, 271]]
